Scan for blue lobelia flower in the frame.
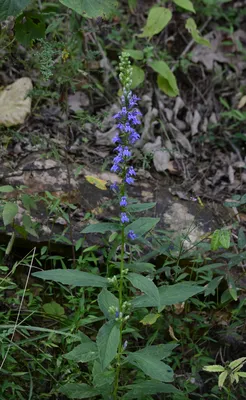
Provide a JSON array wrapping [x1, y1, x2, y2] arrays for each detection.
[[110, 52, 141, 240]]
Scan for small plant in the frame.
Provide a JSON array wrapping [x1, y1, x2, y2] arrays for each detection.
[[203, 357, 246, 394]]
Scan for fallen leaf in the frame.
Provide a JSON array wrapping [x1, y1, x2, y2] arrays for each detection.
[[169, 325, 179, 341], [174, 302, 185, 315], [153, 149, 170, 172], [85, 176, 107, 190], [238, 95, 246, 109], [176, 132, 192, 153], [0, 77, 33, 126]]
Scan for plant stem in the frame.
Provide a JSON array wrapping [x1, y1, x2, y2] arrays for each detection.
[[113, 226, 125, 399]]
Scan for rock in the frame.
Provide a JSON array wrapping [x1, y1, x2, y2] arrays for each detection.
[[0, 77, 33, 127]]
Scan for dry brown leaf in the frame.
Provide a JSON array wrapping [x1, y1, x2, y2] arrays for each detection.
[[174, 302, 185, 314], [176, 132, 192, 153], [238, 95, 246, 109], [153, 149, 170, 172], [169, 325, 178, 341], [0, 77, 33, 126]]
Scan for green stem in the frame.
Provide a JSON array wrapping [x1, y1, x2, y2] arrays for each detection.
[[113, 227, 125, 399]]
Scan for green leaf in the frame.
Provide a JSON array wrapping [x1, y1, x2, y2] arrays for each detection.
[[132, 344, 178, 360], [59, 383, 99, 399], [227, 276, 237, 301], [131, 65, 145, 89], [15, 12, 45, 47], [149, 60, 179, 97], [43, 301, 65, 317], [219, 229, 231, 249], [204, 276, 223, 297], [138, 7, 172, 39], [123, 380, 179, 399], [173, 0, 195, 13], [140, 313, 160, 325], [127, 353, 173, 382], [211, 229, 220, 250], [218, 371, 228, 388], [132, 283, 204, 308], [0, 185, 14, 193], [238, 228, 246, 250], [81, 222, 120, 234], [124, 49, 144, 60], [64, 342, 98, 363], [97, 320, 120, 370], [229, 357, 246, 371], [125, 217, 160, 237], [59, 0, 118, 18], [21, 193, 37, 211], [127, 262, 156, 273], [237, 372, 246, 378], [185, 18, 210, 47], [92, 360, 115, 392], [203, 365, 225, 372], [32, 269, 108, 287], [0, 0, 31, 21], [127, 202, 156, 213], [22, 214, 38, 238], [127, 273, 160, 308], [97, 288, 119, 320], [2, 202, 18, 226]]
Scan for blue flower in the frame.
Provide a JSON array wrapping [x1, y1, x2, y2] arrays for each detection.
[[129, 130, 140, 144], [111, 163, 121, 173], [127, 166, 136, 176], [120, 212, 129, 223], [110, 182, 119, 191], [120, 196, 128, 207], [125, 176, 134, 185], [128, 230, 137, 240]]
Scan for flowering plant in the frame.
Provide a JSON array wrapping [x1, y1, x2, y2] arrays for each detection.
[[33, 52, 179, 400]]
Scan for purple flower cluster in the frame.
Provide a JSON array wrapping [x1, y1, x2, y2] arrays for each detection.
[[110, 87, 141, 240]]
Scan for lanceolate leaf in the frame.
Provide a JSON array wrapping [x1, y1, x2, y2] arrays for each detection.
[[59, 383, 99, 399], [81, 222, 120, 234], [127, 353, 174, 382], [32, 269, 108, 287], [59, 0, 118, 18], [173, 0, 195, 13], [132, 283, 204, 308], [122, 380, 180, 399], [125, 217, 160, 236], [64, 342, 98, 363], [131, 343, 178, 360], [0, 0, 31, 21], [138, 7, 172, 39], [127, 273, 160, 308], [97, 320, 120, 370], [127, 202, 156, 213]]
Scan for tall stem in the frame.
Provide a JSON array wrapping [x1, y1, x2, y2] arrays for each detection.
[[113, 226, 125, 399]]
